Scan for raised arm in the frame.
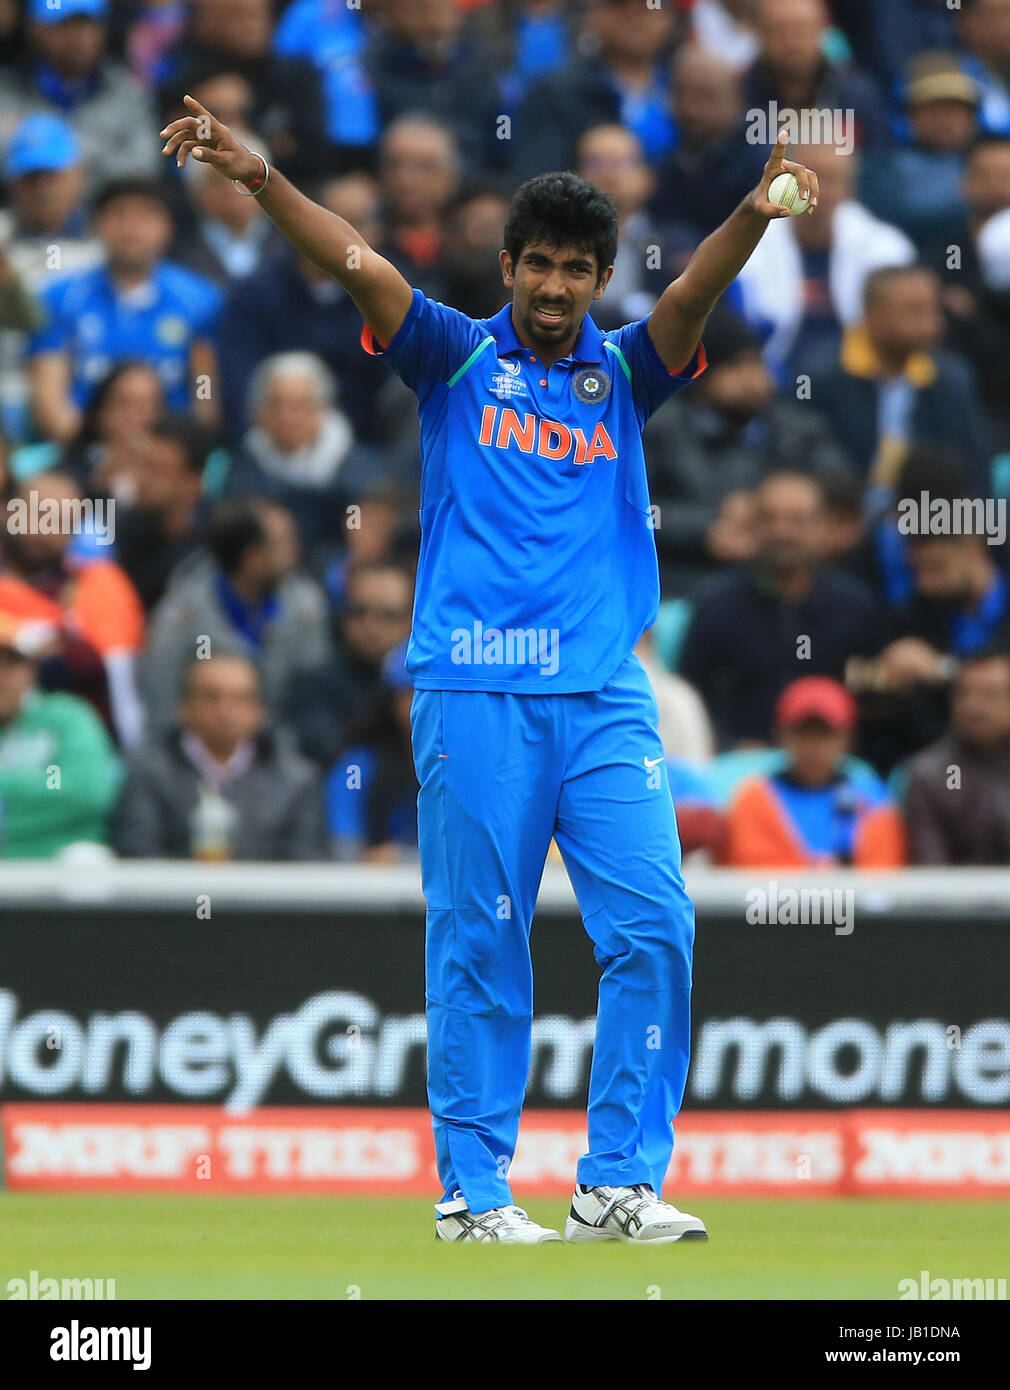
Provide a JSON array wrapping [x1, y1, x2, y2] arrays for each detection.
[[160, 95, 413, 345], [647, 131, 820, 372]]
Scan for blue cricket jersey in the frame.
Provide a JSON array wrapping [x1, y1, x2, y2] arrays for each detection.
[[27, 261, 223, 413], [363, 289, 706, 692]]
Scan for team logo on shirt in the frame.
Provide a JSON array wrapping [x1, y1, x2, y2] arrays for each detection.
[[572, 367, 610, 404], [156, 315, 188, 347], [490, 361, 528, 400]]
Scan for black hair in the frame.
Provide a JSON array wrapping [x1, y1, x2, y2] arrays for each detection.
[[72, 360, 163, 450], [208, 501, 267, 575], [92, 176, 174, 218], [503, 172, 618, 283], [862, 262, 937, 309], [896, 444, 972, 503]]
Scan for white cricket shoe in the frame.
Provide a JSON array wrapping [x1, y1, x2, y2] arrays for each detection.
[[565, 1184, 708, 1244], [435, 1192, 562, 1244]]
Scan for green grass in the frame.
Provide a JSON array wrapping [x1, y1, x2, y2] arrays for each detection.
[[2, 1196, 1008, 1300]]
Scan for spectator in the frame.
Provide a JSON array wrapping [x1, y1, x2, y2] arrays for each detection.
[[163, 0, 328, 182], [0, 113, 101, 285], [285, 558, 414, 768], [634, 628, 715, 764], [438, 180, 512, 320], [319, 481, 420, 607], [860, 53, 981, 260], [838, 0, 956, 90], [218, 173, 390, 445], [643, 303, 851, 594], [26, 178, 223, 443], [0, 613, 120, 859], [461, 0, 580, 109], [171, 130, 279, 285], [219, 352, 384, 554], [513, 0, 677, 180], [852, 514, 1010, 772], [271, 0, 373, 167], [377, 115, 460, 296], [735, 139, 917, 377], [804, 265, 991, 489], [665, 757, 726, 860], [650, 47, 768, 241], [114, 652, 327, 860], [678, 471, 883, 747], [0, 0, 159, 192], [0, 470, 146, 746], [365, 0, 510, 175], [576, 124, 691, 330], [742, 0, 890, 150], [113, 414, 213, 612], [957, 0, 1010, 138], [327, 639, 419, 861], [904, 647, 1010, 864], [933, 136, 1010, 448], [141, 499, 331, 731], [721, 675, 906, 866], [61, 361, 165, 498]]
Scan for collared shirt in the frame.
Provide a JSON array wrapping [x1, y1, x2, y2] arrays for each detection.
[[27, 260, 222, 412], [180, 731, 256, 791], [363, 289, 706, 691]]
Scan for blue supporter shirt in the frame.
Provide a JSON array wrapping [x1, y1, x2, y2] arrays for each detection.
[[27, 261, 222, 412], [363, 289, 706, 692]]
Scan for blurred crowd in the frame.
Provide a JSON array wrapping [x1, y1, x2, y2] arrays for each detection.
[[0, 0, 1009, 868]]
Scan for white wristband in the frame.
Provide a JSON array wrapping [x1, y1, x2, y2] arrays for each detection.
[[232, 152, 269, 197]]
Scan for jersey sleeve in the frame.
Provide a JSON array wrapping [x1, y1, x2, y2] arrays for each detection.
[[606, 315, 707, 426], [360, 287, 483, 394]]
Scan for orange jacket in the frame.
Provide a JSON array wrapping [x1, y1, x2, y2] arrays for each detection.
[[721, 775, 906, 869]]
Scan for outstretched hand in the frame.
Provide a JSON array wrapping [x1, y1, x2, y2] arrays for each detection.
[[159, 95, 260, 184], [750, 131, 820, 219]]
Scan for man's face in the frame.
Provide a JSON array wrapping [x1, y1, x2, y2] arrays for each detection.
[[0, 650, 34, 724], [321, 175, 382, 249], [384, 0, 461, 49], [672, 54, 741, 148], [29, 17, 105, 79], [756, 0, 825, 78], [95, 196, 173, 276], [11, 166, 83, 235], [380, 125, 458, 224], [132, 435, 197, 515], [961, 0, 1010, 68], [906, 538, 975, 603], [865, 273, 943, 358], [192, 0, 272, 60], [952, 658, 1010, 746], [502, 239, 611, 352], [181, 658, 263, 753], [342, 569, 413, 666], [754, 477, 825, 568], [592, 0, 675, 67], [577, 127, 653, 218], [701, 351, 774, 421], [780, 719, 850, 785], [253, 506, 299, 586], [910, 99, 978, 154], [258, 375, 325, 455], [964, 144, 1010, 221], [4, 476, 79, 570]]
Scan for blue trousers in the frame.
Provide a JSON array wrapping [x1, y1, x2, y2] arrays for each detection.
[[411, 653, 695, 1213]]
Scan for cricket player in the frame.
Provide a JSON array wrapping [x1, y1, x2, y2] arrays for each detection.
[[161, 97, 818, 1244]]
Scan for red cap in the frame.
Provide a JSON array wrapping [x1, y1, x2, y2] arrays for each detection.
[[775, 677, 856, 732]]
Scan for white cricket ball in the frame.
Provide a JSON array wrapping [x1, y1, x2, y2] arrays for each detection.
[[768, 171, 809, 216]]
